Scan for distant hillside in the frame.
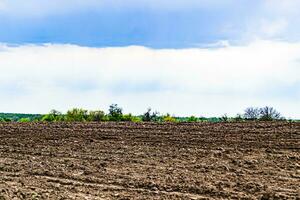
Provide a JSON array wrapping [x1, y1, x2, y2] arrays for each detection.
[[0, 113, 43, 122]]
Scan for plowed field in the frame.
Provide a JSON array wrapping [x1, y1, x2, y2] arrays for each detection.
[[0, 122, 299, 199]]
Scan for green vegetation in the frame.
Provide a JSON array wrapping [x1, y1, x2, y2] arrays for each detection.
[[0, 113, 42, 122], [88, 110, 107, 122], [122, 114, 142, 122], [187, 116, 198, 122], [0, 105, 294, 123], [142, 108, 159, 122], [0, 113, 42, 121], [108, 104, 123, 121], [163, 114, 177, 122], [18, 118, 31, 122], [41, 110, 63, 122], [66, 108, 89, 122]]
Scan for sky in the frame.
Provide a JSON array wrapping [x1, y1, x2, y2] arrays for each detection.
[[0, 0, 299, 118]]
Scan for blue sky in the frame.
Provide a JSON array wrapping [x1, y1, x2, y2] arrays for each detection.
[[0, 0, 299, 117], [1, 0, 298, 48]]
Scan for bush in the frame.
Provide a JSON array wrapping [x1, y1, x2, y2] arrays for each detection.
[[42, 114, 55, 122], [66, 108, 88, 122], [234, 114, 244, 122], [122, 114, 142, 122], [220, 114, 229, 122], [42, 109, 63, 122], [163, 114, 177, 122], [19, 118, 31, 122], [187, 116, 198, 122], [108, 104, 123, 121], [88, 110, 106, 121]]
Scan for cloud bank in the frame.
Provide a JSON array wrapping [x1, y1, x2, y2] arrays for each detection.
[[0, 40, 299, 118]]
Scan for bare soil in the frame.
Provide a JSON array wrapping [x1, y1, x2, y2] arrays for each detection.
[[0, 122, 299, 199]]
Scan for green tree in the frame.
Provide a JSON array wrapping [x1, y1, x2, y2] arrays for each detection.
[[108, 104, 123, 121], [142, 108, 159, 122], [42, 109, 62, 122], [0, 118, 11, 122]]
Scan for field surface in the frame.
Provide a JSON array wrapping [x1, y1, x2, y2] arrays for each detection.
[[0, 122, 299, 199]]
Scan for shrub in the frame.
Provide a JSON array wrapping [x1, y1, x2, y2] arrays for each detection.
[[19, 118, 31, 122], [42, 109, 63, 122], [108, 104, 123, 121], [42, 114, 55, 122], [122, 114, 142, 122], [66, 108, 88, 122], [187, 116, 198, 122], [88, 110, 106, 121], [198, 117, 208, 122], [234, 114, 244, 122], [163, 114, 177, 122], [220, 114, 229, 122], [131, 116, 142, 122]]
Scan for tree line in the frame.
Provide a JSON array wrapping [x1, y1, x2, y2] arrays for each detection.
[[0, 104, 291, 123]]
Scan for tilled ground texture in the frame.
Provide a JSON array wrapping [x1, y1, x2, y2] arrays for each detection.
[[0, 122, 299, 200]]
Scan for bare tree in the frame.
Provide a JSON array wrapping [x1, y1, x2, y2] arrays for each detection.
[[259, 106, 282, 121], [244, 107, 260, 120]]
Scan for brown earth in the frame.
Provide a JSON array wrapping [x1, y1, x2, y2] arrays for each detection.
[[0, 122, 299, 200]]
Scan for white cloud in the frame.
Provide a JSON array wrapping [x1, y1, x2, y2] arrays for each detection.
[[0, 41, 299, 118]]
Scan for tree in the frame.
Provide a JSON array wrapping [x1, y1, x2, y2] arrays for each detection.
[[244, 107, 260, 120], [259, 106, 282, 121], [108, 104, 123, 121], [42, 109, 62, 122], [142, 108, 159, 122], [0, 118, 11, 122]]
